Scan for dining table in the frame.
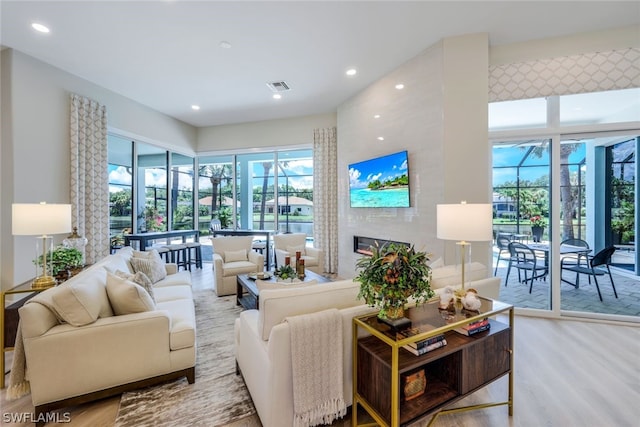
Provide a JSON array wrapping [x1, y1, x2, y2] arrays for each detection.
[[526, 242, 592, 288]]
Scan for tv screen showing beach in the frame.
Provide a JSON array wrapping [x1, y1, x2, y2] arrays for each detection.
[[348, 151, 410, 208]]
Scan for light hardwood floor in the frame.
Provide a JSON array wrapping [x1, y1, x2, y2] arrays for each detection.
[[2, 266, 639, 427]]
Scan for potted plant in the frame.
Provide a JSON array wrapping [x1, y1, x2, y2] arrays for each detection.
[[274, 263, 296, 281], [355, 242, 434, 323], [530, 215, 547, 242], [36, 246, 83, 282]]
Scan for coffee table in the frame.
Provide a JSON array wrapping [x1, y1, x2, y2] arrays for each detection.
[[236, 270, 332, 310]]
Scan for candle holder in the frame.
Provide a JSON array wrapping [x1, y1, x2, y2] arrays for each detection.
[[297, 258, 305, 280]]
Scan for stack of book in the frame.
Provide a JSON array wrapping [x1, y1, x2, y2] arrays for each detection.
[[454, 317, 491, 336], [398, 328, 447, 356]]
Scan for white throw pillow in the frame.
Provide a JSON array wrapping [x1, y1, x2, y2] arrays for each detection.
[[225, 249, 247, 263], [114, 270, 156, 302], [256, 279, 317, 292], [106, 272, 156, 315], [130, 256, 167, 283], [51, 282, 105, 326], [286, 244, 306, 256]]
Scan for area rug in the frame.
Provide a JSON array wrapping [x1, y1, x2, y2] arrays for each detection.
[[115, 291, 256, 427]]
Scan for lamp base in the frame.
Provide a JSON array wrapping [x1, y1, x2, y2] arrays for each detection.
[[32, 275, 56, 289]]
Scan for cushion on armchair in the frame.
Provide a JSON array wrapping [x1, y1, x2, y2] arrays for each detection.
[[225, 249, 248, 262]]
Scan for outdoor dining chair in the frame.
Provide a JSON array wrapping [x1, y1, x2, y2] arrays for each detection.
[[561, 246, 618, 301], [505, 241, 548, 293], [494, 233, 513, 275]]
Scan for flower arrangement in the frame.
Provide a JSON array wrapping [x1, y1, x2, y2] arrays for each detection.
[[274, 264, 296, 280], [355, 242, 434, 320], [530, 215, 547, 227]]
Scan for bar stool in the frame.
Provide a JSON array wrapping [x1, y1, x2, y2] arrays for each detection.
[[155, 246, 171, 263], [163, 244, 188, 270], [186, 241, 202, 270]]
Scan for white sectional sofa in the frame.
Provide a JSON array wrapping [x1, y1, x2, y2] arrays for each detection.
[[16, 246, 195, 422], [234, 262, 499, 427]]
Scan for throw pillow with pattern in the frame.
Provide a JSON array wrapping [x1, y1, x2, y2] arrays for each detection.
[[114, 270, 156, 302], [130, 256, 167, 284]]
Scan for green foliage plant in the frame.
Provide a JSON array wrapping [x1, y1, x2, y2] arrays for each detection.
[[274, 263, 296, 280], [355, 242, 434, 319], [35, 245, 83, 276]]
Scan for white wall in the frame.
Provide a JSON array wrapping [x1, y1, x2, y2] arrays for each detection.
[[1, 49, 198, 289], [337, 33, 491, 279], [197, 113, 336, 152]]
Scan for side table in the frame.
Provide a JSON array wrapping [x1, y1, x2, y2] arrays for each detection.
[[1, 280, 48, 389]]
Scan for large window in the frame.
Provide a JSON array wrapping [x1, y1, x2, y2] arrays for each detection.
[[107, 135, 133, 239], [198, 149, 314, 236], [170, 153, 194, 230], [491, 88, 639, 321]]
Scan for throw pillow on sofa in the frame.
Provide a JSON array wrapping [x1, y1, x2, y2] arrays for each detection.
[[286, 244, 306, 256], [51, 282, 107, 326], [130, 256, 167, 283], [114, 270, 156, 302], [106, 272, 156, 315], [224, 249, 247, 262]]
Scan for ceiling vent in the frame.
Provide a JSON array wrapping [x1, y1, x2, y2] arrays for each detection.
[[266, 81, 291, 92]]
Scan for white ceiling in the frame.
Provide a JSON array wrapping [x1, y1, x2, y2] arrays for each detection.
[[1, 1, 639, 128]]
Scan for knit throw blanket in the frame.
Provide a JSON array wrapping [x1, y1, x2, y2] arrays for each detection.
[[286, 308, 346, 427], [6, 299, 60, 401], [6, 320, 29, 400]]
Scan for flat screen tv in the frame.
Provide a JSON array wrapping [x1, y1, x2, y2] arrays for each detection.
[[348, 150, 410, 208]]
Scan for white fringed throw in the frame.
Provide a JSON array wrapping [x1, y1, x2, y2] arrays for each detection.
[[286, 308, 346, 427], [6, 321, 30, 400]]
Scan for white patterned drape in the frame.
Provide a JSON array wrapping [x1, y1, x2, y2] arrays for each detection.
[[313, 127, 338, 274], [70, 94, 109, 264]]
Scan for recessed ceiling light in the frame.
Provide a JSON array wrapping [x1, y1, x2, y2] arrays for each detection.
[[346, 68, 357, 76], [377, 137, 385, 141], [219, 41, 232, 49], [395, 83, 405, 90], [31, 23, 50, 33], [273, 94, 282, 100], [191, 105, 200, 111], [373, 114, 381, 119]]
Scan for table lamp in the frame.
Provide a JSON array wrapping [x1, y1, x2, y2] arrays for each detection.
[[437, 202, 493, 295], [12, 202, 72, 289]]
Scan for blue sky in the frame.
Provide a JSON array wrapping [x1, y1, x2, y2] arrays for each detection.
[[348, 151, 408, 189]]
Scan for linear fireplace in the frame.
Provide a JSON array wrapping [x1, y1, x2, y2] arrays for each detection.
[[353, 235, 410, 256]]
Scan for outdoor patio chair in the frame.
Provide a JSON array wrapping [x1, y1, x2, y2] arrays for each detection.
[[561, 246, 618, 301], [505, 241, 548, 293], [560, 238, 590, 266], [494, 233, 513, 275]]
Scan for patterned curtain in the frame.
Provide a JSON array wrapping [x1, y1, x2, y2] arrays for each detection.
[[313, 127, 338, 274], [70, 93, 109, 264]]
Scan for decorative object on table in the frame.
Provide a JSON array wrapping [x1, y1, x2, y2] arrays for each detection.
[[63, 226, 88, 265], [275, 263, 296, 281], [530, 215, 546, 242], [43, 245, 83, 282], [461, 288, 482, 311], [12, 202, 72, 289], [436, 201, 493, 298], [355, 241, 434, 329], [438, 286, 456, 311], [296, 258, 305, 279], [402, 369, 427, 401]]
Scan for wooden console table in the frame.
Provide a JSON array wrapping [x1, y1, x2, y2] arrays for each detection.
[[352, 297, 514, 426]]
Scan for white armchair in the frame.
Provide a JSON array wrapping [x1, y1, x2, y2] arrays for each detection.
[[212, 236, 264, 296], [273, 233, 324, 275]]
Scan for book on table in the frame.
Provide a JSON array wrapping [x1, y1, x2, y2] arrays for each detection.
[[454, 318, 490, 336], [402, 339, 447, 356], [397, 326, 445, 349]]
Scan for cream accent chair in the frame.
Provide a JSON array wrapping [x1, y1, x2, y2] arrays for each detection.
[[273, 233, 324, 274], [212, 236, 264, 296]]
